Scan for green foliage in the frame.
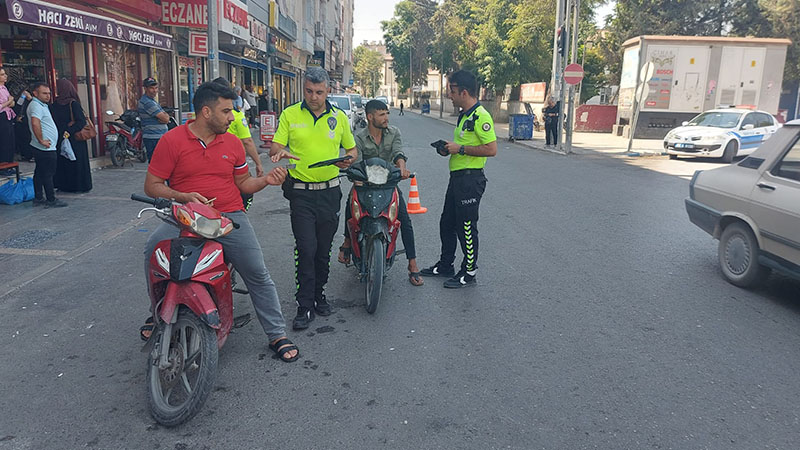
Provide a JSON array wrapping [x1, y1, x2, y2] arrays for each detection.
[[381, 0, 437, 92], [353, 46, 384, 97]]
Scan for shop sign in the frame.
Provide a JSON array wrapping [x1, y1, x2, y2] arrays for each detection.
[[161, 0, 207, 29], [6, 0, 173, 51], [220, 0, 248, 39], [520, 82, 546, 103], [188, 31, 207, 57], [178, 56, 196, 68], [248, 15, 267, 52]]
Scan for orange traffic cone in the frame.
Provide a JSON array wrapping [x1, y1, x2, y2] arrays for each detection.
[[407, 176, 427, 214]]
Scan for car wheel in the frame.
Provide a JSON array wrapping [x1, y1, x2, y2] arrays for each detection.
[[721, 141, 737, 163], [718, 222, 770, 288]]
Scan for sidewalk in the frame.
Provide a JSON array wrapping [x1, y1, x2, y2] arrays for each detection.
[[406, 107, 666, 157]]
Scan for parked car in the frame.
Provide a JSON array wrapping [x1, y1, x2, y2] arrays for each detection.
[[347, 93, 366, 128], [665, 108, 780, 163], [685, 119, 800, 288], [327, 94, 356, 130], [374, 96, 389, 106]]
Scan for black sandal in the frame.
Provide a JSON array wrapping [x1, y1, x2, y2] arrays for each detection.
[[338, 245, 352, 265], [139, 316, 154, 341], [269, 337, 300, 363]]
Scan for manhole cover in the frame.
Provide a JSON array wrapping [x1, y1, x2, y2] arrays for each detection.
[[0, 230, 63, 249]]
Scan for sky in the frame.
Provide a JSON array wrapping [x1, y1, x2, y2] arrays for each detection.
[[353, 0, 616, 47]]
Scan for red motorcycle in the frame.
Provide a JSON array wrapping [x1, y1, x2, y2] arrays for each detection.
[[132, 193, 250, 426], [105, 110, 145, 166]]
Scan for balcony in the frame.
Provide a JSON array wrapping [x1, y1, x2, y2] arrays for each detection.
[[300, 30, 314, 54], [277, 12, 297, 41]]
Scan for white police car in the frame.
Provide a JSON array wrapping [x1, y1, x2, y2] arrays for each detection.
[[664, 109, 780, 163]]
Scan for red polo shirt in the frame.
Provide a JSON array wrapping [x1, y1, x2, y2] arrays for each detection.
[[148, 121, 249, 213]]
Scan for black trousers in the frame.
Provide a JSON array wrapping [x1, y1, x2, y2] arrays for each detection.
[[545, 122, 558, 145], [343, 187, 416, 260], [0, 114, 15, 163], [33, 149, 57, 201], [283, 181, 342, 310], [439, 170, 487, 274]]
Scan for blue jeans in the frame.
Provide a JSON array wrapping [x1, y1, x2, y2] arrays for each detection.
[[143, 138, 160, 162], [144, 211, 287, 341]]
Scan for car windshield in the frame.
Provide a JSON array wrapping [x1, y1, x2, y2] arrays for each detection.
[[687, 112, 742, 128], [328, 96, 351, 110], [350, 95, 362, 108]]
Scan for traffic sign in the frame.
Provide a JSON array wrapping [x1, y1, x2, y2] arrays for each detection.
[[564, 63, 584, 85]]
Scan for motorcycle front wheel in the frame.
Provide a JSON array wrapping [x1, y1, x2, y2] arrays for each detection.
[[110, 141, 126, 167], [147, 308, 218, 427], [364, 238, 385, 314]]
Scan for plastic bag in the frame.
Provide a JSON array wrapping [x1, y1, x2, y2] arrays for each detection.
[[60, 138, 76, 161], [18, 177, 34, 201], [242, 98, 251, 112], [0, 179, 23, 205]]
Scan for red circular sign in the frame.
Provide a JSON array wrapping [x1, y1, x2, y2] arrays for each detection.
[[564, 63, 584, 85]]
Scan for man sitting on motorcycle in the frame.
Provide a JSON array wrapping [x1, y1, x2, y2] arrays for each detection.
[[337, 99, 423, 286], [141, 81, 299, 362]]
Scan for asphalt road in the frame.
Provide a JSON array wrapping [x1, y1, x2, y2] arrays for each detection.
[[1, 112, 799, 450]]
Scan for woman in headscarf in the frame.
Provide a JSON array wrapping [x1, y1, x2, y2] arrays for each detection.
[[51, 78, 92, 192]]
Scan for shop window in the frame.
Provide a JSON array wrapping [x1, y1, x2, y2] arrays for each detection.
[[51, 34, 75, 82], [0, 25, 47, 95], [97, 41, 143, 116], [155, 50, 174, 109]]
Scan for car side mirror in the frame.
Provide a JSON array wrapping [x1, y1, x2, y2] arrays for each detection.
[[681, 121, 689, 126], [742, 124, 755, 130]]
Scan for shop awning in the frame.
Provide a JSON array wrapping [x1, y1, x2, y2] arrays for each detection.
[[273, 68, 296, 78], [4, 0, 173, 51], [220, 51, 269, 73]]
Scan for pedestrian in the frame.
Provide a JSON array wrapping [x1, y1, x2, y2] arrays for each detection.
[[337, 99, 423, 286], [28, 82, 66, 207], [13, 89, 34, 162], [243, 85, 259, 127], [543, 97, 560, 147], [421, 70, 497, 288], [233, 86, 244, 111], [270, 67, 357, 330], [137, 77, 170, 162], [141, 81, 299, 362], [0, 67, 17, 173], [51, 78, 92, 192], [399, 100, 404, 116], [212, 77, 264, 211]]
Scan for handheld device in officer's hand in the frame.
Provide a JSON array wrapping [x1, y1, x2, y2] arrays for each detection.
[[308, 155, 353, 168], [431, 140, 449, 157]]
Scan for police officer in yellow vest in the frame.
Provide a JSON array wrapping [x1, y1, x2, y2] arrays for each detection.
[[270, 67, 357, 329], [421, 70, 497, 288]]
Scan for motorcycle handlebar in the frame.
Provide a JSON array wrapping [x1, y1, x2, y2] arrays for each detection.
[[131, 194, 172, 209]]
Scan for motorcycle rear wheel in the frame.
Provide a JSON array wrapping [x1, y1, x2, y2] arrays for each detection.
[[137, 144, 147, 162], [147, 308, 218, 427], [110, 141, 126, 167], [364, 239, 385, 314]]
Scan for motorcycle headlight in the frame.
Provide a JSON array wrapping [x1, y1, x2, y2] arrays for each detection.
[[193, 215, 233, 239]]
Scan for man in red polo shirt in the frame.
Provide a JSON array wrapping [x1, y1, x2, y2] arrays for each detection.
[[142, 82, 299, 362]]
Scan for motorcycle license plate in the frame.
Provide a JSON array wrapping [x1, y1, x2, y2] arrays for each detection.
[[106, 134, 118, 142]]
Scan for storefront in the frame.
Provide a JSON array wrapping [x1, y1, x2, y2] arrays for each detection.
[[2, 0, 174, 156]]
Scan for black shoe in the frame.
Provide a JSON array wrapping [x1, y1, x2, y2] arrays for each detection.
[[45, 199, 68, 208], [443, 271, 477, 289], [293, 307, 315, 330], [315, 295, 332, 316], [420, 262, 455, 278], [32, 198, 46, 206]]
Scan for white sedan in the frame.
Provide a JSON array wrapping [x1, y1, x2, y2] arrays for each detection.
[[664, 109, 780, 163]]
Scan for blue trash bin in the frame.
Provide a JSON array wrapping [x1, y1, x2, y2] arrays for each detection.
[[509, 114, 533, 141], [421, 103, 430, 114]]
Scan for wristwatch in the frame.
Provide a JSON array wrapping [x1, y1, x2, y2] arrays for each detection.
[[458, 145, 465, 155]]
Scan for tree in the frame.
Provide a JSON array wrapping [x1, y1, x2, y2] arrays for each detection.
[[353, 46, 384, 97], [381, 0, 437, 93], [760, 0, 800, 82]]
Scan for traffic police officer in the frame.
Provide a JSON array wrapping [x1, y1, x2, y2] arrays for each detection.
[[212, 78, 264, 211], [270, 67, 357, 329], [421, 70, 497, 288]]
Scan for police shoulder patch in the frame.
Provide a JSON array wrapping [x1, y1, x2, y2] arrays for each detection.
[[482, 122, 491, 132]]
